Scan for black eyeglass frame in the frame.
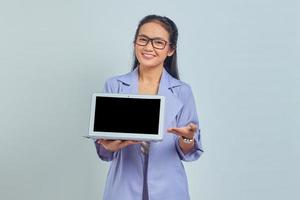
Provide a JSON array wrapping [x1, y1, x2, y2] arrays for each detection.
[[135, 35, 170, 50]]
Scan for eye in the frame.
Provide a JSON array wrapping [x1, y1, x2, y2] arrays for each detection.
[[138, 37, 148, 42], [154, 40, 165, 46]]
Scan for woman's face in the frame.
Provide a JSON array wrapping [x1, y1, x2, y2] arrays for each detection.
[[134, 22, 174, 69]]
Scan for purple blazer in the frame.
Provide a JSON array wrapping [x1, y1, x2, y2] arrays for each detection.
[[95, 67, 203, 200]]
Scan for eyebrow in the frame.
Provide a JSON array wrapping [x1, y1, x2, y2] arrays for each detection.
[[138, 34, 167, 41]]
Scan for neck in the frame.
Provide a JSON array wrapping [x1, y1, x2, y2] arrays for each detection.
[[138, 65, 163, 84]]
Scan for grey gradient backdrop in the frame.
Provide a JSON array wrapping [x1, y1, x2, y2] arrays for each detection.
[[0, 0, 299, 199]]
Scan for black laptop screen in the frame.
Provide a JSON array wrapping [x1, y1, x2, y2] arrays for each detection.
[[93, 96, 161, 134]]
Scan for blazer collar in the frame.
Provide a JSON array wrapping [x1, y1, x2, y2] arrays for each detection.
[[116, 67, 183, 92]]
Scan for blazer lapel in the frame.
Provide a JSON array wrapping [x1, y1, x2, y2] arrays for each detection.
[[158, 68, 183, 127], [116, 67, 139, 94]]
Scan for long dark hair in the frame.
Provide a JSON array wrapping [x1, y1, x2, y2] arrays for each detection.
[[131, 15, 180, 79]]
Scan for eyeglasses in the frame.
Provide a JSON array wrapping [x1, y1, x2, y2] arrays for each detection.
[[135, 35, 169, 50]]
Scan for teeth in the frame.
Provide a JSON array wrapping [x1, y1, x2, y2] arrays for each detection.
[[142, 53, 155, 58]]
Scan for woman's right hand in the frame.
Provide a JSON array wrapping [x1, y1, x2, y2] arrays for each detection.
[[96, 139, 141, 152]]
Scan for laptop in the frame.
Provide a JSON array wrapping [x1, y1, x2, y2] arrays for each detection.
[[85, 93, 165, 141]]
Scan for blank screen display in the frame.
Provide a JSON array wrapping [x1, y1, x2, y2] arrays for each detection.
[[93, 96, 161, 134]]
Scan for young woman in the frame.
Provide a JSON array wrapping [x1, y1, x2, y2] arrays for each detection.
[[94, 15, 203, 200]]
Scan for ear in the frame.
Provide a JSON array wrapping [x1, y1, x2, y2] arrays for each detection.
[[167, 48, 175, 57]]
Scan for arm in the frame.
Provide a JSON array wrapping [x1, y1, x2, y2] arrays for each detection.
[[94, 79, 118, 162], [93, 79, 140, 161], [168, 123, 197, 154], [173, 85, 204, 162], [175, 128, 203, 162], [94, 140, 116, 161], [95, 139, 141, 162]]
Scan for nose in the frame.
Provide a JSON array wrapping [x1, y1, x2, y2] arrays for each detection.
[[144, 40, 154, 51]]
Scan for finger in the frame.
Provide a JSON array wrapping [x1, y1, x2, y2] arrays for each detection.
[[128, 140, 142, 144], [169, 127, 189, 134], [97, 139, 109, 145], [168, 128, 187, 137], [167, 127, 185, 132], [188, 123, 197, 131], [97, 139, 110, 145], [118, 140, 134, 149], [101, 139, 122, 146], [168, 130, 182, 137], [98, 139, 109, 149], [124, 140, 140, 144], [167, 128, 173, 132], [170, 123, 197, 133], [110, 140, 122, 145], [168, 125, 196, 138]]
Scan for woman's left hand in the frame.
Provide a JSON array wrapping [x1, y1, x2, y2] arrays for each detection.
[[167, 123, 197, 139]]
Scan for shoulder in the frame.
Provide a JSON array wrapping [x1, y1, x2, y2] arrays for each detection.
[[103, 71, 131, 93], [104, 71, 131, 86], [170, 78, 197, 110], [169, 76, 194, 98], [104, 76, 118, 86], [167, 75, 196, 107], [103, 76, 118, 92]]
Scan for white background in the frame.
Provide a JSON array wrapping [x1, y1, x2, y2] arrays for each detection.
[[0, 0, 299, 199]]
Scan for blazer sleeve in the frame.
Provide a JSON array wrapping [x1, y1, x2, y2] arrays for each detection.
[[94, 78, 118, 162], [174, 85, 204, 162]]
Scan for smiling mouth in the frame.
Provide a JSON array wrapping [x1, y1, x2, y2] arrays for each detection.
[[142, 53, 156, 58]]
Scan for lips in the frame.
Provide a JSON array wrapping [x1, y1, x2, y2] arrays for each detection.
[[141, 53, 156, 59]]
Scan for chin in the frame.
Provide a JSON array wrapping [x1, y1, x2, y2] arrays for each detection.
[[139, 62, 161, 69]]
